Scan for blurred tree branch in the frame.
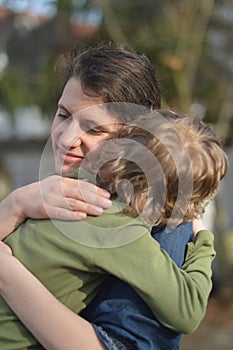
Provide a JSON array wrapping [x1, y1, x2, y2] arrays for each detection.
[[0, 0, 232, 145], [164, 0, 215, 111], [93, 0, 128, 42]]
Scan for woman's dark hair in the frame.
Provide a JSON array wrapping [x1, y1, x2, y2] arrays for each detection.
[[58, 42, 161, 109]]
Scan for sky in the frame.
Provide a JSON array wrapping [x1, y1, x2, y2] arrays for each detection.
[[0, 0, 101, 25], [0, 0, 56, 16]]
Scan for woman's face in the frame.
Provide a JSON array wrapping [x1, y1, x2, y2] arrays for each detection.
[[52, 78, 120, 174]]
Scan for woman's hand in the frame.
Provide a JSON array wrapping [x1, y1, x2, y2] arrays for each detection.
[[0, 241, 12, 255], [17, 175, 112, 221], [192, 217, 206, 238], [0, 176, 112, 240]]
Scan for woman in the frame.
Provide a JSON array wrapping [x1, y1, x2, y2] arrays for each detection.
[[0, 43, 224, 349]]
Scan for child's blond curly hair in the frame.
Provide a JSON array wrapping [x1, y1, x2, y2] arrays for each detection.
[[96, 109, 228, 227]]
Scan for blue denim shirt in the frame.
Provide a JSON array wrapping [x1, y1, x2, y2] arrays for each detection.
[[81, 222, 192, 350]]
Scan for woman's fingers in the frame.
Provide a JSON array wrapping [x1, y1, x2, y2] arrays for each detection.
[[40, 176, 112, 220], [1, 175, 112, 228], [192, 218, 206, 237], [61, 179, 112, 209], [15, 175, 112, 222], [45, 206, 87, 221], [45, 198, 106, 219], [0, 241, 12, 255]]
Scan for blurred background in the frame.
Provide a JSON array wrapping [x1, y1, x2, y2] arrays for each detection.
[[0, 1, 232, 348]]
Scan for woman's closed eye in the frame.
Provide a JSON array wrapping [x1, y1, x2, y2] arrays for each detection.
[[80, 120, 107, 136], [57, 111, 70, 120], [86, 127, 103, 135], [56, 104, 71, 120]]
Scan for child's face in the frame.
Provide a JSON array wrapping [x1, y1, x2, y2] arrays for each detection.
[[51, 78, 120, 174]]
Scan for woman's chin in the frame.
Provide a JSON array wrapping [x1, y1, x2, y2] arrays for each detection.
[[56, 164, 80, 175]]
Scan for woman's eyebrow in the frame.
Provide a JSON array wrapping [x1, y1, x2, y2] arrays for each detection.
[[57, 103, 71, 114]]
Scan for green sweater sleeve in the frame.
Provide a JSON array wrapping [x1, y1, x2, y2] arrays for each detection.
[[93, 229, 215, 334]]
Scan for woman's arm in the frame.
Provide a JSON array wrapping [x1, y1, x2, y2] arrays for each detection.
[[94, 228, 215, 334], [0, 243, 106, 350], [0, 229, 214, 349], [0, 176, 111, 241]]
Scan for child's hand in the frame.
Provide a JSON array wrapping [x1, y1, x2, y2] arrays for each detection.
[[192, 218, 206, 237], [0, 241, 12, 255]]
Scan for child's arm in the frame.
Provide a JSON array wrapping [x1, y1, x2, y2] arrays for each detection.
[[0, 242, 105, 350]]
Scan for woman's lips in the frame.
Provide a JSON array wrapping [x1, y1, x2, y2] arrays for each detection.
[[57, 150, 84, 164]]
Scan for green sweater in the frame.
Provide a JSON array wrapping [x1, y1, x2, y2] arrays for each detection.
[[1, 172, 216, 350]]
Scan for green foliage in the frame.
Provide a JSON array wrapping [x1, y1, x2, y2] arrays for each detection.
[[96, 0, 233, 142], [0, 0, 232, 142], [37, 52, 63, 116], [0, 69, 35, 112]]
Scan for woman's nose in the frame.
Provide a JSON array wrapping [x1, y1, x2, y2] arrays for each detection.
[[59, 121, 82, 149]]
